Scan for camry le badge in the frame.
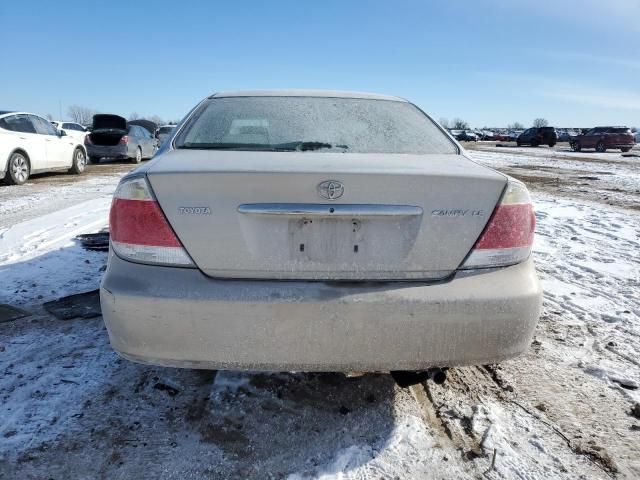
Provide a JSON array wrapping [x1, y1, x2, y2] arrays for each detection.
[[317, 180, 344, 200]]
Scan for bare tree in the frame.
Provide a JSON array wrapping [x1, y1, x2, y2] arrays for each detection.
[[507, 122, 524, 130], [128, 112, 140, 121], [148, 115, 165, 126], [438, 117, 450, 129], [452, 118, 469, 130], [67, 105, 97, 125], [532, 118, 548, 128], [45, 113, 54, 121]]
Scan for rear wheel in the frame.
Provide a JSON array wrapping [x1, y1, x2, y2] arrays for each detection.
[[621, 147, 631, 153], [132, 147, 142, 164], [69, 148, 86, 174], [4, 152, 30, 185], [596, 141, 606, 153]]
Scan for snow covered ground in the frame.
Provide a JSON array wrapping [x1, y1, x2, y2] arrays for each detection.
[[1, 149, 639, 478]]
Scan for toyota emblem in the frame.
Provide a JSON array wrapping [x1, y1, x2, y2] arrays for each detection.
[[317, 180, 344, 200]]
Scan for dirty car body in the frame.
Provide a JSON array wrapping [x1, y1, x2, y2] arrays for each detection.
[[100, 90, 542, 372]]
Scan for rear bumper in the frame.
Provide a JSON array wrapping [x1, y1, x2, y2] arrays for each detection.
[[87, 144, 129, 159], [100, 252, 542, 372]]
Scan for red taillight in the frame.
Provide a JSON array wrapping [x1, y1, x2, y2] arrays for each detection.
[[474, 204, 535, 250], [109, 176, 193, 266], [461, 180, 535, 269], [119, 135, 129, 144], [110, 199, 182, 247]]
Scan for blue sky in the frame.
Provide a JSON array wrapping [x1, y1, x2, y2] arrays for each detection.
[[1, 0, 638, 127]]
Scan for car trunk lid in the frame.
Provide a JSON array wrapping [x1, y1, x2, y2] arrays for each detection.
[[89, 114, 128, 146], [92, 114, 127, 131], [146, 150, 507, 280]]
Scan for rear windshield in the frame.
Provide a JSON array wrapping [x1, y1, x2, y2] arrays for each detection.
[[608, 127, 631, 134], [175, 97, 457, 154]]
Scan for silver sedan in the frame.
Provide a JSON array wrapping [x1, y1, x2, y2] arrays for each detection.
[[100, 90, 542, 373]]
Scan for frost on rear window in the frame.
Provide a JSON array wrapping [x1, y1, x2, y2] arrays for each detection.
[[175, 97, 457, 154]]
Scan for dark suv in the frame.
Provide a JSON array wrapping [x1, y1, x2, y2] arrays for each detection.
[[570, 127, 635, 153], [517, 127, 558, 147]]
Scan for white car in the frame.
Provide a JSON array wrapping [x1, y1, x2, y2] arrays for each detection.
[[155, 124, 176, 145], [51, 120, 88, 142], [0, 111, 88, 185]]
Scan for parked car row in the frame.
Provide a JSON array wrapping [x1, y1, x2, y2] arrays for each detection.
[[450, 129, 525, 142], [0, 111, 164, 185]]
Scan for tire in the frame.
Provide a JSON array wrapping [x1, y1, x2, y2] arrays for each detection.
[[570, 142, 581, 152], [88, 156, 100, 164], [131, 147, 142, 164], [69, 148, 86, 174], [621, 147, 631, 153], [4, 152, 30, 185], [516, 141, 522, 147], [548, 142, 556, 148], [596, 141, 606, 153]]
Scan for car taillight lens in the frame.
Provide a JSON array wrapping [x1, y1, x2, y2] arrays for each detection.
[[119, 135, 129, 144], [461, 180, 535, 269], [109, 176, 194, 267]]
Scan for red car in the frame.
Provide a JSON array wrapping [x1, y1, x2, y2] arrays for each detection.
[[570, 127, 635, 153]]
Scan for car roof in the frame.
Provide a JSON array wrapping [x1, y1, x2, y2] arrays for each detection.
[[209, 89, 407, 102], [0, 111, 45, 119]]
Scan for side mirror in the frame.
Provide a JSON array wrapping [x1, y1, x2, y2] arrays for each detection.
[[58, 129, 67, 137]]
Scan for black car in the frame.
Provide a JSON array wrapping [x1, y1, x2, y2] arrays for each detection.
[[456, 130, 478, 142], [517, 127, 557, 147]]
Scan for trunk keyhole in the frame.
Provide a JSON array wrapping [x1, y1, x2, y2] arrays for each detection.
[[299, 243, 305, 252], [354, 245, 359, 253]]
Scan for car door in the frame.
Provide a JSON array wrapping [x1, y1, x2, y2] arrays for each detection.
[[138, 126, 154, 157], [127, 126, 141, 156], [580, 128, 599, 148], [31, 115, 74, 168], [2, 114, 48, 172]]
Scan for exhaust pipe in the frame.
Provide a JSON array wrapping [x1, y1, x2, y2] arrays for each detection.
[[428, 368, 447, 385], [390, 368, 447, 388]]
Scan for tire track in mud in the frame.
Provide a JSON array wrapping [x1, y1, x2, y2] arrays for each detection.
[[410, 367, 615, 479]]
